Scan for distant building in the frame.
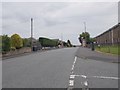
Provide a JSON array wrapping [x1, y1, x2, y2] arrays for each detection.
[[95, 23, 120, 45]]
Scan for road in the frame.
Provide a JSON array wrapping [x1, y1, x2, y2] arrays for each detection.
[[2, 47, 119, 89]]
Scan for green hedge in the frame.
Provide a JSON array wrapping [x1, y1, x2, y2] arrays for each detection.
[[39, 37, 58, 47]]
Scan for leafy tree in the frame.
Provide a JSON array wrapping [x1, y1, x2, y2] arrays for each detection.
[[79, 32, 90, 44], [2, 35, 11, 53], [89, 38, 96, 43], [23, 38, 30, 47], [67, 40, 72, 47], [11, 34, 23, 49]]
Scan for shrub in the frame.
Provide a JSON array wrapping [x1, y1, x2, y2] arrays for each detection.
[[11, 34, 23, 49], [2, 35, 11, 53]]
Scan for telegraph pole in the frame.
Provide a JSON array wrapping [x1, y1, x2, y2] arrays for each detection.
[[61, 33, 63, 41], [84, 22, 86, 33], [84, 22, 87, 47], [61, 33, 63, 47], [31, 18, 33, 51]]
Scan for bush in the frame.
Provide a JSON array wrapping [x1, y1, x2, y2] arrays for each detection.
[[11, 34, 23, 49], [23, 38, 30, 47], [2, 35, 11, 52], [39, 37, 58, 47], [11, 47, 16, 51]]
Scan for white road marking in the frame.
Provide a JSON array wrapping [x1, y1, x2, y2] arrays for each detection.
[[69, 80, 74, 86], [92, 76, 119, 80], [70, 75, 75, 79], [71, 65, 74, 71], [71, 74, 119, 80], [71, 56, 77, 71], [68, 56, 77, 88], [84, 81, 88, 86], [71, 71, 74, 74], [74, 56, 77, 64], [80, 75, 87, 79]]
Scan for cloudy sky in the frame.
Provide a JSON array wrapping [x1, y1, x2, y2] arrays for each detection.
[[2, 2, 118, 44]]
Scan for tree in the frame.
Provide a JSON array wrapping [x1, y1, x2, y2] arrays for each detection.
[[2, 35, 11, 53], [11, 34, 23, 49], [79, 32, 90, 44], [67, 40, 72, 47], [23, 38, 30, 47], [89, 38, 96, 43]]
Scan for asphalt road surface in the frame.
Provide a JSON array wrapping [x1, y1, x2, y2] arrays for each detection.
[[2, 47, 119, 89]]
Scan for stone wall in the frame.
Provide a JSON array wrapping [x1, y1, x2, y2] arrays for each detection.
[[2, 47, 31, 58]]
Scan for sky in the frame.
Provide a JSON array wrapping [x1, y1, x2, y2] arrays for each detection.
[[2, 2, 119, 45]]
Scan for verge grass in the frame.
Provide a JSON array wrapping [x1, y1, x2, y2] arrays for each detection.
[[95, 45, 120, 55]]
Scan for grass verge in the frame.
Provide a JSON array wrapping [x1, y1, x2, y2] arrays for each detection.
[[95, 45, 120, 55]]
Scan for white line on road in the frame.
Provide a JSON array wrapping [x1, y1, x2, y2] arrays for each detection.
[[72, 74, 120, 80], [71, 56, 77, 71], [92, 76, 120, 80], [68, 56, 77, 89], [69, 80, 74, 86], [73, 56, 77, 64]]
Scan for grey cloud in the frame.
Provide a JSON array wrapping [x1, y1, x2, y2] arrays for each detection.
[[2, 2, 118, 44]]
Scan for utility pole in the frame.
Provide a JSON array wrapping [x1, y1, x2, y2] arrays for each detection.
[[31, 18, 33, 52], [61, 33, 63, 41], [84, 22, 86, 33], [61, 33, 63, 47], [84, 22, 87, 47]]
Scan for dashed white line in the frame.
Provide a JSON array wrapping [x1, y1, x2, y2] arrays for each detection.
[[71, 56, 77, 71], [69, 80, 74, 86], [70, 75, 75, 79], [68, 56, 78, 89], [73, 56, 77, 64]]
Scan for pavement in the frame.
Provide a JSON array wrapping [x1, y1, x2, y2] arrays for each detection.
[[2, 47, 119, 89]]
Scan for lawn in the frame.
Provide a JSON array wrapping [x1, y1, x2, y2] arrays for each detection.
[[95, 45, 120, 55]]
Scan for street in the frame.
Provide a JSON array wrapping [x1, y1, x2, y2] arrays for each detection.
[[2, 47, 119, 88]]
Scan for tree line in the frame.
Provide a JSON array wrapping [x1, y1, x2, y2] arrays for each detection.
[[1, 34, 31, 54], [1, 34, 73, 54], [39, 37, 72, 47]]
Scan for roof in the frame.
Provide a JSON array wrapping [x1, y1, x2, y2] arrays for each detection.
[[95, 23, 120, 38]]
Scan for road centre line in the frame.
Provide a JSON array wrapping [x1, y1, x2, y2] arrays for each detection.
[[69, 80, 74, 86], [71, 56, 77, 71], [68, 56, 77, 88]]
